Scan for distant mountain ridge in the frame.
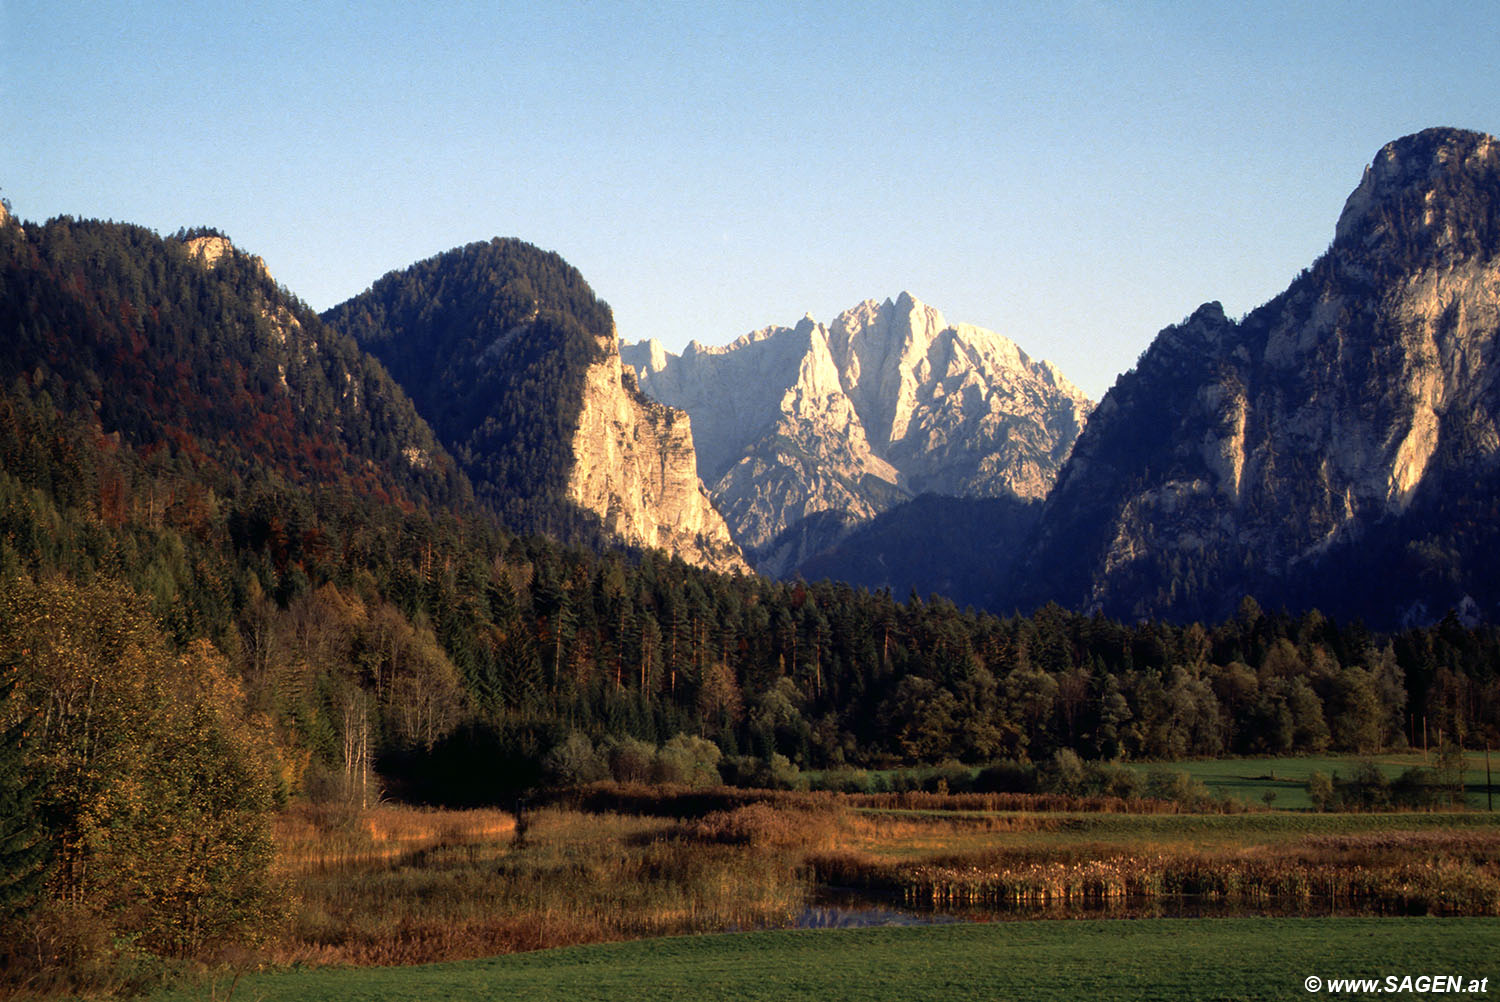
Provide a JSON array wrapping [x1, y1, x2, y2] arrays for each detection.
[[622, 292, 1091, 573], [1016, 127, 1500, 625]]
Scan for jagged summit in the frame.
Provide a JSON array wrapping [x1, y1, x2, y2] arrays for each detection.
[[1019, 127, 1500, 625], [622, 294, 1090, 571]]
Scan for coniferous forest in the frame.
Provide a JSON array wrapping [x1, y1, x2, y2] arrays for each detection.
[[3, 211, 1500, 988]]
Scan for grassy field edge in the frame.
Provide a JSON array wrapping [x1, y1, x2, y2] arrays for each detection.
[[158, 917, 1500, 1002]]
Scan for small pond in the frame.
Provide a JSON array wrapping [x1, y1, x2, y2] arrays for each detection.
[[793, 885, 1417, 928]]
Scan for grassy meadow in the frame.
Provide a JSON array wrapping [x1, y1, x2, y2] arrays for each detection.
[[1123, 751, 1499, 811], [142, 758, 1500, 1001], [158, 918, 1500, 1002]]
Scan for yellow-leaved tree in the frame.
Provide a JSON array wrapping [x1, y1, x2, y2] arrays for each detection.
[[0, 574, 280, 986]]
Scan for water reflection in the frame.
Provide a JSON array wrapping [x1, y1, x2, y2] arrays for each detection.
[[797, 886, 1409, 928]]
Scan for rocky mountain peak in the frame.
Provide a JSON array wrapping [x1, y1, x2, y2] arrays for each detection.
[[1334, 127, 1500, 255], [622, 295, 1091, 568], [325, 237, 745, 574], [1021, 128, 1500, 625]]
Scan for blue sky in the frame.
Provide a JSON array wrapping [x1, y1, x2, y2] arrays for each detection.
[[5, 1, 1498, 399]]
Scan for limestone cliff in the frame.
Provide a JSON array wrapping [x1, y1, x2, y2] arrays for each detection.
[[567, 338, 747, 574], [622, 293, 1090, 571], [1023, 128, 1500, 625], [326, 237, 746, 574]]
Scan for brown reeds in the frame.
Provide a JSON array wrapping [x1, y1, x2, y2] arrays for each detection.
[[267, 803, 837, 968], [809, 840, 1500, 916], [261, 788, 1500, 970], [273, 801, 515, 872]]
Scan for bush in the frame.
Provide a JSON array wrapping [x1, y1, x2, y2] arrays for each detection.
[[1307, 770, 1336, 812], [1047, 749, 1087, 793], [973, 759, 1038, 794], [810, 768, 878, 794], [602, 736, 657, 784], [720, 753, 803, 790], [1084, 761, 1144, 800], [1391, 767, 1446, 810], [543, 732, 608, 787], [1145, 770, 1216, 810], [1341, 760, 1392, 810], [652, 734, 723, 788]]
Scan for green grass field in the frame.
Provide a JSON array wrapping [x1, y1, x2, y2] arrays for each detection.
[[808, 752, 1499, 811], [1126, 752, 1499, 810], [159, 918, 1500, 1002]]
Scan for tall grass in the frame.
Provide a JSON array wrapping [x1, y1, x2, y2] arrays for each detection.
[[269, 803, 833, 967], [811, 828, 1500, 916], [274, 802, 515, 871], [259, 787, 1500, 972]]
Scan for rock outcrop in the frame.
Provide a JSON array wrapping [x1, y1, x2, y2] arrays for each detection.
[[1022, 127, 1500, 625], [183, 234, 274, 282], [325, 237, 747, 574], [567, 339, 747, 574], [623, 293, 1090, 571]]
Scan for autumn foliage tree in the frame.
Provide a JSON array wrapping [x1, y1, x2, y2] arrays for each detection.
[[0, 575, 280, 986]]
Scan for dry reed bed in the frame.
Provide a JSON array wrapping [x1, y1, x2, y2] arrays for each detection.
[[268, 806, 822, 968], [810, 839, 1500, 916], [274, 802, 515, 871], [264, 793, 1500, 969]]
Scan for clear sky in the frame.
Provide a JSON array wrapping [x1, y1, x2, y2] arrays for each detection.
[[5, 1, 1498, 399]]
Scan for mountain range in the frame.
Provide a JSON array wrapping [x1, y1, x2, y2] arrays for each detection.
[[3, 127, 1498, 628], [621, 294, 1090, 574], [610, 127, 1500, 627]]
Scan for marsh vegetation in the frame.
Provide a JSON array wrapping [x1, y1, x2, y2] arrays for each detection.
[[256, 777, 1500, 975]]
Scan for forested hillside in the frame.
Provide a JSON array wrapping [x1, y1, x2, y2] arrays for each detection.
[[322, 238, 616, 541]]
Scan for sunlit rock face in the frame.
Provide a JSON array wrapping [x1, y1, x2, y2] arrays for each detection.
[[567, 336, 748, 575], [622, 293, 1091, 573], [325, 236, 746, 575], [1023, 128, 1500, 625]]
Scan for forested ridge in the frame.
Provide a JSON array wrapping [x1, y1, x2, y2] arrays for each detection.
[[322, 237, 617, 542], [2, 211, 1498, 988]]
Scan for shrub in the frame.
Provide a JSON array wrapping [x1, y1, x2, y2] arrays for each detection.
[[720, 753, 803, 790], [1341, 760, 1392, 810], [653, 734, 723, 788], [1307, 770, 1336, 811], [602, 736, 657, 784], [1047, 749, 1087, 793], [1391, 767, 1446, 810], [973, 759, 1038, 794], [1085, 761, 1143, 800], [1145, 770, 1215, 810], [543, 732, 608, 787]]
